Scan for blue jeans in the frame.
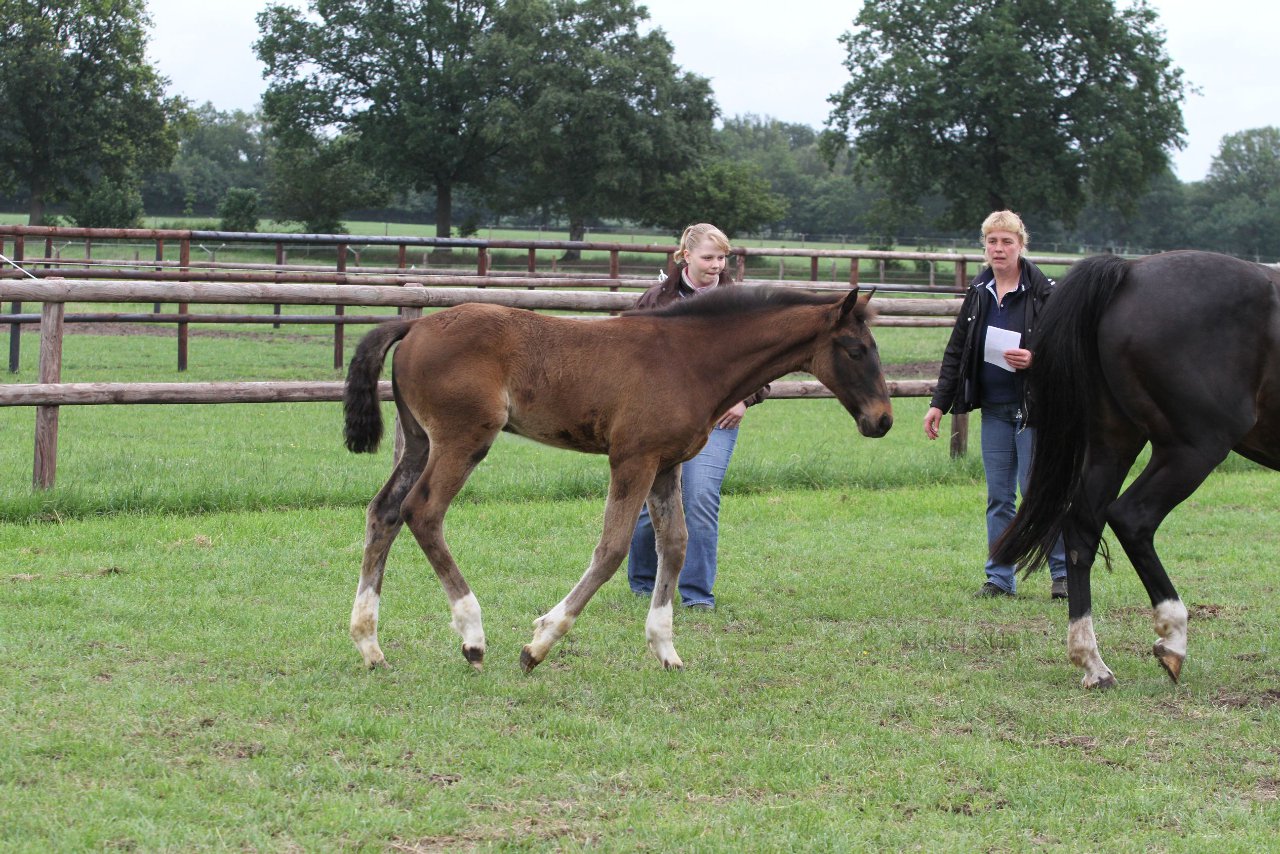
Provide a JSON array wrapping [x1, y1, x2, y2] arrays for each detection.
[[628, 425, 738, 607], [980, 403, 1067, 593]]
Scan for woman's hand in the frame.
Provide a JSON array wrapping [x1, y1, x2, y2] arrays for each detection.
[[923, 406, 944, 440], [1004, 347, 1032, 370], [717, 401, 747, 429]]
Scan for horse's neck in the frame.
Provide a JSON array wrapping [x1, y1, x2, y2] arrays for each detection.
[[693, 308, 820, 407]]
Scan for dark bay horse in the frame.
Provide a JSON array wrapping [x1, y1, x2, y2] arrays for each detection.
[[994, 250, 1280, 688], [343, 286, 893, 673]]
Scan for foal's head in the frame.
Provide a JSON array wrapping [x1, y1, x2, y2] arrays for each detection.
[[630, 286, 893, 438], [809, 288, 893, 438]]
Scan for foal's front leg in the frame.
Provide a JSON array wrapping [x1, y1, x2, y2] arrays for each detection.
[[643, 465, 686, 669], [521, 457, 658, 672]]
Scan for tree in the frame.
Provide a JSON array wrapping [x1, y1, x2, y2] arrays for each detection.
[[0, 0, 181, 224], [492, 0, 718, 252], [143, 104, 267, 216], [826, 0, 1187, 229], [642, 159, 788, 239], [1196, 127, 1280, 259], [67, 174, 144, 228], [218, 188, 261, 233], [264, 130, 387, 234], [256, 0, 531, 239]]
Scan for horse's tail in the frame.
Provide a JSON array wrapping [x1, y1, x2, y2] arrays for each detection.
[[993, 253, 1132, 572], [344, 319, 415, 453]]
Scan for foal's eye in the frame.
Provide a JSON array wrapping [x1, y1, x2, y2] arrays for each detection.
[[836, 336, 866, 359]]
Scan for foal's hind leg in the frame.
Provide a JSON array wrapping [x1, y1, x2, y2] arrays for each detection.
[[643, 465, 687, 668], [351, 422, 429, 669], [521, 455, 660, 672], [399, 430, 500, 670]]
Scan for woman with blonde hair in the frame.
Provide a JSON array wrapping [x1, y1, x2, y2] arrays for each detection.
[[627, 223, 768, 610], [923, 211, 1068, 599]]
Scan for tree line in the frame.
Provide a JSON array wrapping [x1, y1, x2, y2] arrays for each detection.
[[1, 0, 1277, 261]]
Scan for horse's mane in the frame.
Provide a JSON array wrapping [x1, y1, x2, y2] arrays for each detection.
[[626, 285, 865, 321]]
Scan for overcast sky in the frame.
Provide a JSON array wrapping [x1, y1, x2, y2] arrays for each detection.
[[147, 0, 1277, 184]]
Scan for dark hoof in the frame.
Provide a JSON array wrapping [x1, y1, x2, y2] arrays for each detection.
[[519, 645, 541, 674], [462, 644, 484, 671], [1153, 643, 1183, 683]]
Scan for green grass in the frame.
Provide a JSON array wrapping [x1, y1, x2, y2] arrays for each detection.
[[3, 472, 1279, 850], [3, 297, 1279, 850]]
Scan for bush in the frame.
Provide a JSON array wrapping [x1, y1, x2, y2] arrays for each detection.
[[218, 188, 261, 233], [68, 178, 145, 228]]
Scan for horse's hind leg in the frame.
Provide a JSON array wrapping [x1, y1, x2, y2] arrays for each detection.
[[399, 431, 499, 670], [1107, 442, 1227, 683], [521, 455, 659, 672], [351, 420, 429, 669], [642, 466, 686, 668], [1065, 435, 1143, 690]]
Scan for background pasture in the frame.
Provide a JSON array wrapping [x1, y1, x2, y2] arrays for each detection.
[[2, 308, 1279, 850]]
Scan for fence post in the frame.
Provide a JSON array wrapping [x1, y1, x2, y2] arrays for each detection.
[[34, 297, 65, 489], [178, 239, 190, 371], [274, 241, 285, 328], [948, 258, 970, 456], [949, 412, 968, 459], [393, 282, 424, 463], [7, 235, 22, 373], [334, 242, 347, 370], [153, 238, 164, 314]]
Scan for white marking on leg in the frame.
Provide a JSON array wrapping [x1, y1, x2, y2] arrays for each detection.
[[350, 586, 385, 668], [526, 599, 575, 664], [449, 592, 486, 666], [1152, 599, 1188, 658], [1067, 616, 1115, 689], [645, 600, 683, 670]]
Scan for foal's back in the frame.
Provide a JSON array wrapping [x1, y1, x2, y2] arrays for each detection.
[[390, 304, 707, 455]]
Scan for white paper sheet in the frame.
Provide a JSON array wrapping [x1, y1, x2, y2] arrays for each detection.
[[983, 326, 1022, 372]]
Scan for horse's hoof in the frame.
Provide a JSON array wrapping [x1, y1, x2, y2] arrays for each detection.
[[519, 645, 541, 674], [462, 644, 484, 672], [1153, 643, 1183, 683], [1082, 672, 1117, 690], [365, 657, 389, 671], [662, 658, 684, 671]]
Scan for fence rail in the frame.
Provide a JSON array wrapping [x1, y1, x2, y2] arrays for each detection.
[[0, 226, 1018, 490]]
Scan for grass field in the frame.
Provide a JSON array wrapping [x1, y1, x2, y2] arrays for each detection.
[[3, 292, 1279, 850]]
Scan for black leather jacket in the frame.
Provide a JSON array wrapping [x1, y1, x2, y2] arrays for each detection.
[[929, 257, 1056, 422]]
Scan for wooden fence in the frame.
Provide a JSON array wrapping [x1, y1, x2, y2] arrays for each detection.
[[2, 224, 1085, 373], [0, 275, 964, 490]]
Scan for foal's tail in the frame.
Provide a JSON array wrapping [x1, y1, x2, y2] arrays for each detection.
[[344, 319, 415, 453], [993, 254, 1131, 573]]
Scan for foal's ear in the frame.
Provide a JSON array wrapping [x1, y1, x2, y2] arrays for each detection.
[[839, 286, 874, 320]]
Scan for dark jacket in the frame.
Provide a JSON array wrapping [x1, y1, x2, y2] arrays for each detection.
[[929, 257, 1056, 421], [634, 263, 769, 407]]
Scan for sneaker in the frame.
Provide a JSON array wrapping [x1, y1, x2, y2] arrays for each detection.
[[684, 602, 715, 612], [1051, 578, 1068, 600], [974, 582, 1014, 598]]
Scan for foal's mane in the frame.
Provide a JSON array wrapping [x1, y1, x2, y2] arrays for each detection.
[[626, 285, 864, 321]]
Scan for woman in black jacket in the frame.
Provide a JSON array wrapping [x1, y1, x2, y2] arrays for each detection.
[[923, 210, 1067, 599]]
